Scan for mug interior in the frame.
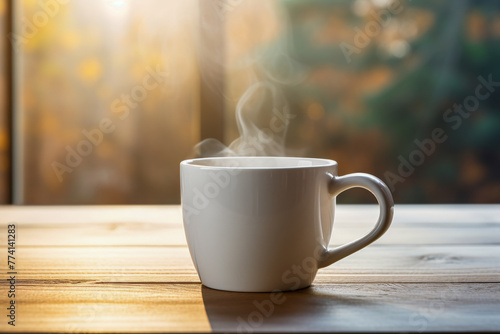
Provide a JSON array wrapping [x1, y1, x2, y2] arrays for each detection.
[[181, 157, 336, 169]]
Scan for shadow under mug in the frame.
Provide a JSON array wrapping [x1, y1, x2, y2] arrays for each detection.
[[180, 157, 394, 292]]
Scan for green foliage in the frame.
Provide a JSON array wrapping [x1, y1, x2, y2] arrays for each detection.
[[276, 0, 500, 203]]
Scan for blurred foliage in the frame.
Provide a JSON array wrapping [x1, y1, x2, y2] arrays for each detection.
[[14, 0, 200, 204], [263, 0, 500, 203]]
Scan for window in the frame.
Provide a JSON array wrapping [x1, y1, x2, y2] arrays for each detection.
[[1, 0, 499, 204]]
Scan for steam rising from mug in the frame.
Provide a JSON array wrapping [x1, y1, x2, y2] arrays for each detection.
[[195, 81, 297, 157], [195, 0, 306, 158]]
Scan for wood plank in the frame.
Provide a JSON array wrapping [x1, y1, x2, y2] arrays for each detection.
[[0, 282, 498, 333], [2, 205, 500, 225], [0, 205, 183, 224], [1, 205, 500, 246], [202, 283, 500, 333], [3, 245, 499, 284], [0, 221, 187, 246], [0, 221, 499, 246], [2, 223, 499, 246], [336, 204, 500, 224], [0, 283, 211, 333]]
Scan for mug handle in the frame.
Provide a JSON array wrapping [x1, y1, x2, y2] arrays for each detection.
[[318, 172, 394, 268]]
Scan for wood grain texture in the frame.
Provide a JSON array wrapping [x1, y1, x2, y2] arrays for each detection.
[[2, 205, 500, 246], [4, 283, 211, 333], [202, 283, 500, 333], [0, 282, 498, 333], [0, 205, 499, 333], [4, 245, 500, 284]]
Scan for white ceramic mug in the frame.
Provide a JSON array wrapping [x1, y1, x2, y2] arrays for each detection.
[[180, 157, 394, 292]]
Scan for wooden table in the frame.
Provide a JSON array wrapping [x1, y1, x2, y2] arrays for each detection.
[[0, 205, 499, 333]]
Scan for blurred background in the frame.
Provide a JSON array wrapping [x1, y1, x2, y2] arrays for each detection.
[[0, 0, 499, 205]]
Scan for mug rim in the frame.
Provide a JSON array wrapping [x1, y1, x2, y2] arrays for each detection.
[[180, 156, 337, 170]]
